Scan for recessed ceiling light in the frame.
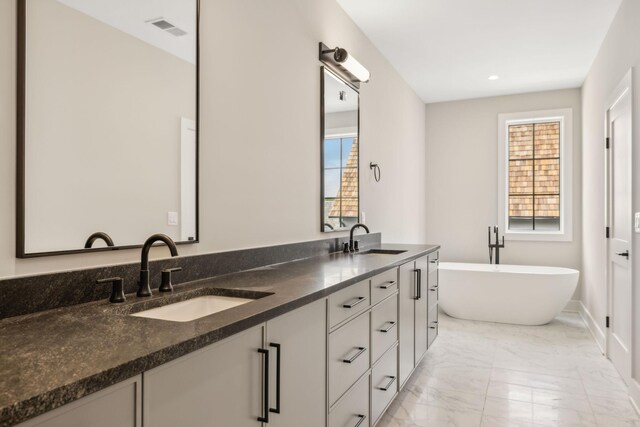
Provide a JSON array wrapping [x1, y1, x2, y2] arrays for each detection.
[[488, 75, 500, 81]]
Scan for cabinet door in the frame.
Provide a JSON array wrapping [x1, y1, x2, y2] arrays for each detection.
[[266, 299, 326, 427], [143, 324, 264, 427], [414, 256, 429, 365], [18, 375, 141, 427], [398, 261, 415, 388]]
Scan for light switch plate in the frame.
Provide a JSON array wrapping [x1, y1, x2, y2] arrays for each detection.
[[168, 211, 178, 226], [635, 212, 640, 233]]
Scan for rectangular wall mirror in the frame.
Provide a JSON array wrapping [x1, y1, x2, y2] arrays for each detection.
[[321, 67, 360, 232], [17, 0, 199, 257]]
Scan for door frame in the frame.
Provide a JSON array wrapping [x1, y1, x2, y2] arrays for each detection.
[[604, 69, 633, 368]]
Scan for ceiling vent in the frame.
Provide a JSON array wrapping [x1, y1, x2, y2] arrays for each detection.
[[148, 18, 187, 37]]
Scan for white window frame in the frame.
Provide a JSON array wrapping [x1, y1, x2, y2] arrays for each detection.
[[497, 108, 573, 242]]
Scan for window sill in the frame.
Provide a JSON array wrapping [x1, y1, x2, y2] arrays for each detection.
[[504, 231, 573, 242]]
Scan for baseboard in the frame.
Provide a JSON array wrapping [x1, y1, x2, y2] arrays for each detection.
[[631, 379, 640, 417], [563, 299, 580, 312], [578, 301, 606, 354]]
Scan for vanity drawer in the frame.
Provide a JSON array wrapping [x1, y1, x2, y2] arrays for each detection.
[[427, 269, 439, 310], [371, 346, 398, 425], [428, 252, 439, 273], [329, 279, 370, 328], [370, 268, 398, 305], [371, 294, 398, 363], [329, 311, 370, 406], [428, 305, 439, 349], [329, 375, 370, 427]]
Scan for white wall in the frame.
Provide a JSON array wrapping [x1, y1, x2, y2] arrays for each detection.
[[581, 0, 640, 399], [0, 0, 427, 277], [425, 89, 582, 294]]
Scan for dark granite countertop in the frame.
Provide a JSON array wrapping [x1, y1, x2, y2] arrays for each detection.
[[0, 243, 439, 426]]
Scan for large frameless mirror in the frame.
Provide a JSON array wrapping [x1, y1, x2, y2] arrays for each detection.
[[17, 0, 199, 257], [321, 67, 359, 232]]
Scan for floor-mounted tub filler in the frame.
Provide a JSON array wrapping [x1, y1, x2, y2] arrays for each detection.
[[439, 262, 579, 325]]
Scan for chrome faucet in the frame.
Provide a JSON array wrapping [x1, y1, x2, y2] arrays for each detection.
[[348, 223, 370, 252], [137, 234, 179, 297], [488, 226, 505, 264]]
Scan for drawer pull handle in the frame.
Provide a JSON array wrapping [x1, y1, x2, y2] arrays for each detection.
[[430, 259, 439, 264], [343, 296, 366, 309], [257, 348, 269, 423], [429, 321, 439, 330], [378, 280, 396, 289], [269, 343, 281, 414], [343, 346, 366, 363], [379, 321, 397, 333], [430, 285, 439, 291], [377, 375, 397, 391], [353, 414, 367, 427]]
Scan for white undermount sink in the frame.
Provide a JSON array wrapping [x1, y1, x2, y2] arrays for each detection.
[[130, 295, 254, 322]]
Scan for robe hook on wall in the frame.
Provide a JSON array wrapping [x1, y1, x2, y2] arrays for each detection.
[[370, 162, 381, 182]]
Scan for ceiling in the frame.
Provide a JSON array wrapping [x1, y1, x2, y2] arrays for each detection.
[[336, 0, 623, 103], [57, 0, 196, 64], [325, 70, 359, 113]]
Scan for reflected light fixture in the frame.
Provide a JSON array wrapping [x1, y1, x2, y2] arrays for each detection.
[[320, 42, 371, 87], [488, 75, 500, 81]]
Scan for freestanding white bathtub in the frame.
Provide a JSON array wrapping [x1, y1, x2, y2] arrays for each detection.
[[439, 262, 579, 326]]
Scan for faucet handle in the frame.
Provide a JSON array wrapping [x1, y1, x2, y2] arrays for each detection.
[[343, 242, 350, 253], [353, 240, 360, 251], [160, 267, 182, 292], [96, 277, 126, 304]]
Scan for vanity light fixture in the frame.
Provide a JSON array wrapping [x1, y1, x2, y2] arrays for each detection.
[[319, 42, 370, 87]]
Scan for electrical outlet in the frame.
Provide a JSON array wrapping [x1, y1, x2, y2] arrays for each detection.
[[167, 211, 178, 226], [635, 212, 640, 233]]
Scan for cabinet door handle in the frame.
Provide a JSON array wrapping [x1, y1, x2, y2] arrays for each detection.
[[353, 414, 367, 427], [414, 269, 422, 300], [430, 284, 439, 291], [257, 348, 269, 423], [379, 321, 397, 333], [269, 343, 281, 414], [342, 346, 366, 363], [429, 321, 439, 330], [343, 296, 366, 309], [377, 375, 397, 391], [378, 280, 396, 289]]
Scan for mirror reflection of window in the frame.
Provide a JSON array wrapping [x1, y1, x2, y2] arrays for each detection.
[[322, 68, 359, 232]]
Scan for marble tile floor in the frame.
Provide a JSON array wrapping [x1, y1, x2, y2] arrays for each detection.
[[378, 312, 640, 427]]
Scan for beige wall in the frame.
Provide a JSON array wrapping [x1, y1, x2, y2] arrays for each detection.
[[425, 89, 582, 297], [25, 0, 196, 253], [0, 0, 427, 277], [581, 0, 640, 390]]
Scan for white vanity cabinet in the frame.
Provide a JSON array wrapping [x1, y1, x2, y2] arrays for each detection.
[[142, 299, 326, 427], [265, 299, 326, 427], [17, 375, 141, 427], [328, 269, 401, 427], [398, 253, 439, 389], [143, 324, 265, 427]]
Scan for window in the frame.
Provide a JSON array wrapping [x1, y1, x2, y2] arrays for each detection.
[[322, 137, 359, 231], [498, 109, 573, 241]]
